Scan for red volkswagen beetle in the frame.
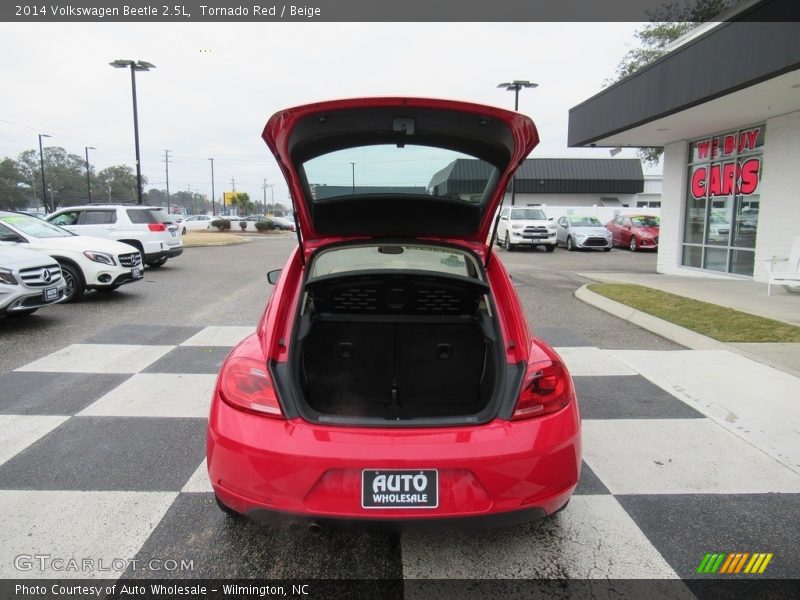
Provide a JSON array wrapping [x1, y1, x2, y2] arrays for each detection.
[[207, 98, 581, 530]]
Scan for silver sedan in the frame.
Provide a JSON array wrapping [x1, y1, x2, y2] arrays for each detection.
[[555, 215, 613, 251]]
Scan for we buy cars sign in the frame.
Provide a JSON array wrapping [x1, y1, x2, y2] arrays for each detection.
[[690, 127, 762, 199]]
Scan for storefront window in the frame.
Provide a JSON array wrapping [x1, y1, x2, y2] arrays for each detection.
[[682, 125, 764, 276]]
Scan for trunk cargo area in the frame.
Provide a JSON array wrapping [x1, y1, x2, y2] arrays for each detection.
[[293, 271, 499, 422]]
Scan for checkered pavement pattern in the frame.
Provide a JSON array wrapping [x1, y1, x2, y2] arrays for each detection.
[[1, 324, 798, 581]]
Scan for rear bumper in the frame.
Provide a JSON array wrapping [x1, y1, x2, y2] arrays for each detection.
[[207, 395, 581, 525], [144, 247, 183, 261]]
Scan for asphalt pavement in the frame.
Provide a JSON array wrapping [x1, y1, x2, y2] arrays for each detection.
[[1, 239, 798, 588]]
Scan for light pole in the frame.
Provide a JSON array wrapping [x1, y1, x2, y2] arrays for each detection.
[[38, 134, 52, 213], [110, 59, 155, 205], [497, 80, 538, 206], [350, 162, 355, 195], [85, 146, 96, 201], [208, 158, 216, 216]]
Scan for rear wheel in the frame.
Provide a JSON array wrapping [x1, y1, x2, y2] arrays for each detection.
[[146, 256, 168, 268], [629, 237, 638, 252], [59, 263, 85, 303]]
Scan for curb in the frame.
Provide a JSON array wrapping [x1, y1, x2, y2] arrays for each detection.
[[575, 284, 800, 378], [181, 237, 250, 248]]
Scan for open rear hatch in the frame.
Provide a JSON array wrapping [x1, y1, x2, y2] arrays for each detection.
[[262, 97, 539, 254]]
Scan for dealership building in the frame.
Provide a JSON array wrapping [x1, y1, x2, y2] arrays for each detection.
[[568, 0, 800, 281]]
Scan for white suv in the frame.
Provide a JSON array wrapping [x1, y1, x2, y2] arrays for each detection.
[[0, 246, 67, 317], [496, 206, 557, 252], [0, 211, 143, 302], [46, 205, 183, 268]]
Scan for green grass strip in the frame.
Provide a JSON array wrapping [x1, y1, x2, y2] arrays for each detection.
[[587, 283, 800, 343]]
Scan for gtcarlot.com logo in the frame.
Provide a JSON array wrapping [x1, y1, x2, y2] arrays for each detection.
[[696, 552, 773, 575]]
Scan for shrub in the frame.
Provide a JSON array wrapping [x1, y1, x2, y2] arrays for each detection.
[[211, 218, 231, 231], [239, 220, 248, 231], [255, 220, 275, 232]]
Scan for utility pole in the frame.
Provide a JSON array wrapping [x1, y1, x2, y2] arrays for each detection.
[[163, 149, 171, 213], [38, 134, 51, 213], [85, 146, 96, 201], [208, 158, 215, 216], [186, 184, 191, 215], [231, 177, 236, 192], [262, 178, 267, 213]]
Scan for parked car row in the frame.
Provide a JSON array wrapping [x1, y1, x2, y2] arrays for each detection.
[[1, 205, 185, 317], [495, 209, 660, 253]]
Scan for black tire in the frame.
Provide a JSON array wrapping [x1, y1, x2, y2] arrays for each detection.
[[59, 262, 85, 303], [566, 236, 575, 251], [504, 233, 514, 251], [215, 494, 243, 519], [146, 256, 168, 268], [545, 244, 555, 253], [182, 227, 187, 235], [629, 236, 638, 252], [603, 247, 611, 252]]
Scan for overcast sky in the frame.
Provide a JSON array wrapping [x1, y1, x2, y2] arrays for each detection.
[[0, 22, 649, 206]]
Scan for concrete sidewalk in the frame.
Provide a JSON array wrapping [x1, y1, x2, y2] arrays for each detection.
[[576, 271, 800, 377]]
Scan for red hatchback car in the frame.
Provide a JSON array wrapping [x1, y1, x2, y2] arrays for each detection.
[[207, 98, 581, 530], [606, 214, 660, 251]]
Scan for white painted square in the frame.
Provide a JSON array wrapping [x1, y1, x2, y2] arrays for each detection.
[[583, 419, 800, 495], [608, 349, 800, 474], [0, 490, 176, 578], [78, 373, 216, 418], [0, 415, 69, 467], [182, 459, 213, 493], [402, 495, 679, 579], [181, 326, 253, 347], [15, 344, 173, 374], [553, 346, 637, 376]]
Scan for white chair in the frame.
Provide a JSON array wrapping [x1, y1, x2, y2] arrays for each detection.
[[767, 236, 800, 296]]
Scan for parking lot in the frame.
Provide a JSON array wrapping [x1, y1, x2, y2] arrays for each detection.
[[1, 237, 798, 588]]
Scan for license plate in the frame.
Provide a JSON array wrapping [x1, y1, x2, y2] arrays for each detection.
[[43, 287, 58, 302], [131, 268, 142, 279], [361, 469, 438, 509]]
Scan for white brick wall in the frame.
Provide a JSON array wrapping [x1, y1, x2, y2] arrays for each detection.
[[753, 110, 800, 282]]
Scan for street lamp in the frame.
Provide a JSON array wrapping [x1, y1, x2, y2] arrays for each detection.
[[498, 80, 538, 206], [350, 162, 355, 195], [85, 146, 96, 201], [109, 59, 155, 204], [38, 134, 52, 213], [208, 158, 216, 216]]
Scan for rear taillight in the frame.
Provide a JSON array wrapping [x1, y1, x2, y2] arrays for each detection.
[[218, 357, 283, 418], [513, 359, 573, 420], [148, 223, 167, 232]]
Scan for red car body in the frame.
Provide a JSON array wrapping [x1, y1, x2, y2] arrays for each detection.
[[605, 214, 660, 251], [207, 98, 581, 529]]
